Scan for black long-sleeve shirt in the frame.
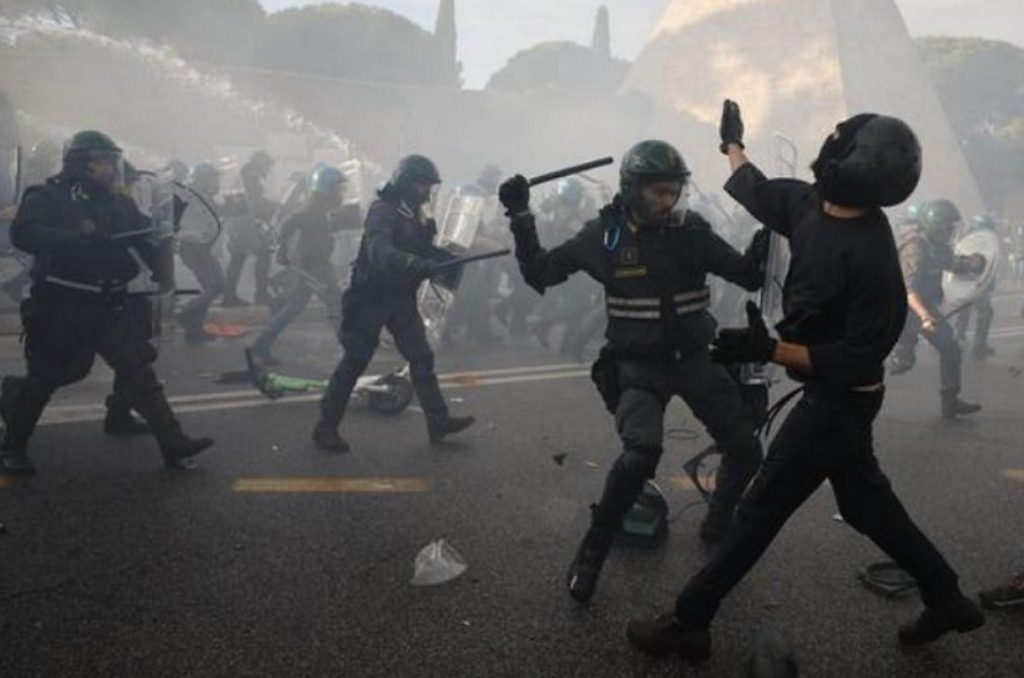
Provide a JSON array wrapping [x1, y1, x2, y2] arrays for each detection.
[[725, 163, 906, 387]]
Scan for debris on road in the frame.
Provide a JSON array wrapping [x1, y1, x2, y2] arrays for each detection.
[[411, 539, 467, 586]]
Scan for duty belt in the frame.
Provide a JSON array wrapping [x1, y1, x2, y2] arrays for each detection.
[[44, 275, 127, 295], [606, 288, 710, 320]]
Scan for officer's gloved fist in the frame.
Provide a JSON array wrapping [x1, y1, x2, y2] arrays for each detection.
[[711, 300, 777, 364], [499, 175, 531, 217], [968, 253, 987, 274], [748, 227, 772, 265], [408, 255, 434, 281], [719, 99, 745, 154]]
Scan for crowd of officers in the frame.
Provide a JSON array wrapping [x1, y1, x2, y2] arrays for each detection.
[[0, 104, 1021, 666]]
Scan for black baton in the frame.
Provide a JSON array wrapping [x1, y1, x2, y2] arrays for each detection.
[[528, 157, 614, 187], [429, 249, 511, 273]]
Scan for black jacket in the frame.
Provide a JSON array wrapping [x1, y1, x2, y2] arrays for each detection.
[[349, 195, 451, 294], [12, 175, 155, 288], [510, 202, 765, 359]]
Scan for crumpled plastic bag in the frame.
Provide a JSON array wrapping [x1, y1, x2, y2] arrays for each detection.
[[411, 539, 467, 586]]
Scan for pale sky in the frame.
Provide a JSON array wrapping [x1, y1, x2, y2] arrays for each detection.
[[256, 0, 1024, 89]]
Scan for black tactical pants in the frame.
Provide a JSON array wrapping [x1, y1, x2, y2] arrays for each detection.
[[591, 352, 763, 534], [1, 290, 181, 454], [106, 296, 157, 417], [319, 287, 448, 428], [178, 242, 225, 332], [674, 386, 962, 627], [251, 260, 341, 356], [224, 225, 271, 303], [892, 314, 961, 398]]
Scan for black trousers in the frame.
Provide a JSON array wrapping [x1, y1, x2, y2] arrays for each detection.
[[954, 289, 994, 350], [224, 224, 271, 302], [2, 290, 180, 454], [892, 313, 961, 397], [586, 353, 763, 543], [106, 296, 158, 416], [178, 243, 225, 332], [674, 386, 961, 627], [319, 287, 448, 427]]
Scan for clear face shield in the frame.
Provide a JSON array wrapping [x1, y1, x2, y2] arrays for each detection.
[[87, 150, 125, 192], [637, 179, 687, 227]]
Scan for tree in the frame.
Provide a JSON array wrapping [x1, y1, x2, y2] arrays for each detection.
[[248, 3, 459, 88], [486, 41, 630, 95]]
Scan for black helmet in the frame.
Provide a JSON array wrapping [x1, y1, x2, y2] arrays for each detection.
[[62, 130, 122, 174], [619, 140, 690, 223], [246, 150, 274, 173], [918, 199, 961, 242], [191, 161, 220, 195], [811, 114, 921, 208], [390, 154, 442, 188]]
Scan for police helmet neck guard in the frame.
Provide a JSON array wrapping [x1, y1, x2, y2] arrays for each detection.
[[811, 114, 921, 208], [619, 140, 690, 228]]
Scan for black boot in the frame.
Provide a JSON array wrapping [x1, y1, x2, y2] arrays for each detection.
[[0, 449, 35, 476], [626, 613, 711, 663], [104, 397, 153, 436], [941, 394, 981, 419], [159, 427, 214, 470], [312, 420, 350, 452], [898, 594, 984, 646], [566, 507, 615, 604], [427, 415, 475, 444]]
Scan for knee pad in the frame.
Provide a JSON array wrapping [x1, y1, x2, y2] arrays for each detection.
[[613, 444, 663, 481]]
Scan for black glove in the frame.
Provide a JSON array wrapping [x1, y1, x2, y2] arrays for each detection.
[[748, 227, 771, 266], [408, 255, 434, 281], [711, 301, 777, 364], [498, 174, 530, 216], [968, 253, 987, 274], [719, 99, 745, 154]]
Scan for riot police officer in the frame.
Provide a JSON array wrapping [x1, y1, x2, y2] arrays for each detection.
[[0, 131, 214, 475], [954, 214, 997, 359], [499, 140, 769, 603], [177, 161, 226, 345], [223, 150, 276, 307], [889, 199, 985, 418], [249, 165, 348, 364], [312, 155, 474, 453]]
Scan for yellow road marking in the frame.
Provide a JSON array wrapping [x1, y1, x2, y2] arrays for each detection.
[[1002, 470, 1024, 482], [233, 477, 433, 493]]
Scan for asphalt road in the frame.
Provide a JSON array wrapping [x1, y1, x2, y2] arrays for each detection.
[[1, 290, 1023, 678]]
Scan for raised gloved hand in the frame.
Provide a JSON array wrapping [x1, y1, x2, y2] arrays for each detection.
[[498, 174, 530, 217], [719, 99, 745, 154], [748, 227, 771, 266], [711, 301, 777, 364]]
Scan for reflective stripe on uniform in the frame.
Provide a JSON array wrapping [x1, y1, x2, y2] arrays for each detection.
[[673, 288, 710, 303], [44, 275, 126, 294], [607, 308, 661, 320], [606, 296, 660, 308], [675, 298, 711, 315]]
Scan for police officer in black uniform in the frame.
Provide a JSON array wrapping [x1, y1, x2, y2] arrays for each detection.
[[0, 131, 214, 475], [889, 199, 985, 418], [249, 165, 348, 364], [223, 150, 276, 307], [312, 155, 475, 453], [627, 102, 983, 663], [177, 161, 226, 345], [499, 140, 769, 604]]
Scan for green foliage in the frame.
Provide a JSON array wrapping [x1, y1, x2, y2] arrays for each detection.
[[917, 36, 1024, 214], [249, 3, 459, 87], [486, 41, 629, 94]]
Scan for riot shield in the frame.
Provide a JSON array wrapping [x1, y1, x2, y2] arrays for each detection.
[[941, 229, 1002, 316]]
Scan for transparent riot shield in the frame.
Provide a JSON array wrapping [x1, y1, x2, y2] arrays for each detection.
[[941, 229, 1002, 316]]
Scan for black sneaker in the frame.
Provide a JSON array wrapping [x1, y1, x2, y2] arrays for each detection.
[[312, 422, 350, 453], [566, 532, 611, 604], [626, 613, 711, 664], [427, 415, 475, 444], [898, 594, 985, 646], [979, 574, 1024, 609]]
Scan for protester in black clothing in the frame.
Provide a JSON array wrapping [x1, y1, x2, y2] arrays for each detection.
[[312, 155, 474, 453], [223, 150, 276, 307], [0, 131, 214, 475], [500, 139, 769, 603], [626, 102, 984, 663]]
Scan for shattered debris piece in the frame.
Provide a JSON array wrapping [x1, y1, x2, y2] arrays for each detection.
[[552, 453, 567, 466], [411, 539, 467, 586]]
